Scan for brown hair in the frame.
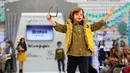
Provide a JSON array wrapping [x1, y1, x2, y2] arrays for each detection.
[[20, 37, 26, 44], [69, 7, 85, 23], [98, 40, 105, 48], [109, 47, 123, 65], [112, 40, 118, 47], [110, 47, 122, 58], [57, 41, 62, 45], [123, 46, 130, 57], [120, 40, 126, 47], [7, 40, 13, 47]]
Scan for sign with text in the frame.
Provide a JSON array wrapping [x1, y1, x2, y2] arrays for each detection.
[[26, 25, 53, 41]]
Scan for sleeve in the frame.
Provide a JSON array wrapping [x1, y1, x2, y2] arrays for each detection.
[[16, 43, 20, 50], [91, 19, 106, 31], [13, 47, 15, 53], [24, 44, 27, 51], [3, 48, 7, 54], [55, 49, 57, 60], [53, 21, 67, 33], [62, 49, 65, 60]]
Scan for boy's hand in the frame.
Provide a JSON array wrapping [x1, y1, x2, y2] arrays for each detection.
[[46, 14, 52, 21], [103, 8, 114, 22], [46, 14, 56, 25], [106, 8, 114, 16]]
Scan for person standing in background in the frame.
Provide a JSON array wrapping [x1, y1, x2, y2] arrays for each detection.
[[0, 46, 4, 73], [120, 40, 126, 48], [4, 41, 17, 73], [55, 41, 65, 73], [112, 40, 118, 48], [17, 38, 27, 73], [98, 41, 105, 67]]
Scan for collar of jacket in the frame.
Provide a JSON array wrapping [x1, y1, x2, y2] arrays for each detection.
[[66, 19, 87, 25]]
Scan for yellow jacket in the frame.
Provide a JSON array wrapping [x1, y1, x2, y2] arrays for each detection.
[[66, 19, 94, 52], [54, 19, 106, 53]]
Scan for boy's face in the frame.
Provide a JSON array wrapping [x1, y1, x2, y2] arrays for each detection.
[[74, 10, 83, 22], [57, 43, 61, 47]]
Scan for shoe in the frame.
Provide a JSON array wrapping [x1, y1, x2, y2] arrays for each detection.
[[63, 71, 66, 73], [59, 71, 61, 73], [100, 66, 104, 68]]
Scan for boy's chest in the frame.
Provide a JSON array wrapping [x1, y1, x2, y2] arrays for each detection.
[[56, 49, 63, 53], [72, 24, 84, 34]]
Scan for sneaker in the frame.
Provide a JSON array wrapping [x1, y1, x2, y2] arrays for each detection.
[[63, 71, 66, 73], [100, 66, 104, 68], [59, 71, 61, 73]]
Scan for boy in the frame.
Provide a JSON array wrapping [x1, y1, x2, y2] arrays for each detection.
[[55, 41, 65, 73], [46, 7, 114, 73]]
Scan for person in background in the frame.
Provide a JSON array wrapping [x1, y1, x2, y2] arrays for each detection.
[[122, 46, 130, 66], [108, 46, 124, 73], [4, 41, 17, 73], [120, 40, 128, 55], [112, 40, 118, 48], [100, 46, 123, 73], [124, 54, 130, 73], [98, 41, 105, 67], [104, 52, 109, 66], [17, 38, 27, 73], [46, 7, 114, 73], [120, 40, 126, 47], [0, 46, 4, 73], [55, 41, 65, 73], [120, 40, 127, 49], [113, 46, 130, 73]]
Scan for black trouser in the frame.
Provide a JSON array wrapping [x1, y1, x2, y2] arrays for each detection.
[[57, 59, 65, 72], [5, 58, 13, 71], [67, 55, 88, 73]]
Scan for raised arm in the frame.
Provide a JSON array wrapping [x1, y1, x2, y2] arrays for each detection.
[[103, 8, 114, 22], [91, 8, 114, 31], [46, 14, 67, 33]]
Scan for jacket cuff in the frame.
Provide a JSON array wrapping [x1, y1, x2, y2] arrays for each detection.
[[53, 21, 57, 27]]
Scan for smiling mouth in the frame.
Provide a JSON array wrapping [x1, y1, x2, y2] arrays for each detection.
[[78, 18, 82, 20]]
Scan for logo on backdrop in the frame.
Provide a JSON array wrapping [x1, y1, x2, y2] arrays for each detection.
[[28, 44, 50, 49], [26, 25, 53, 41], [32, 30, 47, 34]]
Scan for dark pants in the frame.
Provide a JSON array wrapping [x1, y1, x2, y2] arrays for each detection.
[[99, 59, 104, 66], [88, 64, 97, 73], [98, 48, 104, 66], [0, 69, 3, 73], [67, 55, 88, 73], [57, 59, 65, 72], [88, 56, 92, 64], [5, 58, 13, 71]]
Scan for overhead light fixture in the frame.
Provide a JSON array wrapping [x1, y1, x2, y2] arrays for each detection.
[[5, 0, 20, 2]]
